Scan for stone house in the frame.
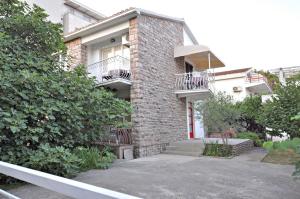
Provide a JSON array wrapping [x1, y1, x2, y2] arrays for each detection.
[[64, 7, 225, 158]]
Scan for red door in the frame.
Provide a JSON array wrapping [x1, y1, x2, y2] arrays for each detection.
[[188, 102, 194, 139]]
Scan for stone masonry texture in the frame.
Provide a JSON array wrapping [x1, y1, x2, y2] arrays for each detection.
[[129, 15, 187, 158], [65, 38, 87, 69]]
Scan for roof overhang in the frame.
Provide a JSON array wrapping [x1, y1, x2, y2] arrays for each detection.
[[64, 8, 198, 44], [64, 0, 106, 20], [174, 45, 225, 69]]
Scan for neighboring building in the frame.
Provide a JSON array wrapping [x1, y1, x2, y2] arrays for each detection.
[[213, 67, 272, 102], [25, 0, 105, 34], [269, 66, 300, 85], [64, 7, 225, 157]]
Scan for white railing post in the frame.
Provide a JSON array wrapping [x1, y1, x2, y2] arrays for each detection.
[[0, 161, 142, 199]]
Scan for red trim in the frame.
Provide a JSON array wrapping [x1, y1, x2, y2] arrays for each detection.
[[188, 102, 194, 139]]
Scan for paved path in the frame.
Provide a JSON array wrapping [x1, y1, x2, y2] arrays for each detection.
[[4, 148, 300, 199]]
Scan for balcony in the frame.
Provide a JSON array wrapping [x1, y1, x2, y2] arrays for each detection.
[[245, 73, 272, 94], [175, 71, 213, 99], [87, 55, 131, 89]]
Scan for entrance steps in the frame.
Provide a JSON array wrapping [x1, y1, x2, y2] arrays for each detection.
[[163, 139, 205, 157]]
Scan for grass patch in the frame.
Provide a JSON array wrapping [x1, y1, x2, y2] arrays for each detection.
[[262, 138, 300, 165], [262, 149, 300, 165], [203, 142, 232, 157]]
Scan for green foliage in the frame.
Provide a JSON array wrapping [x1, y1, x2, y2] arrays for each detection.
[[26, 144, 81, 177], [293, 160, 300, 179], [236, 132, 263, 147], [0, 0, 130, 179], [258, 77, 300, 138], [263, 141, 274, 151], [74, 146, 116, 171], [196, 92, 242, 133], [203, 142, 232, 157], [236, 96, 265, 138], [256, 70, 280, 90], [263, 138, 300, 152]]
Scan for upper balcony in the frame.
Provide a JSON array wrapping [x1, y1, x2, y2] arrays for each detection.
[[244, 73, 272, 94], [175, 71, 214, 100], [87, 55, 131, 90]]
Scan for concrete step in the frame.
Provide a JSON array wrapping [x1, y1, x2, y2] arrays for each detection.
[[163, 150, 202, 157], [163, 140, 205, 157], [165, 145, 205, 152]]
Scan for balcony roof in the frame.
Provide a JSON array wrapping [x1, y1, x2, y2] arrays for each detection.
[[174, 45, 225, 69], [64, 0, 106, 20]]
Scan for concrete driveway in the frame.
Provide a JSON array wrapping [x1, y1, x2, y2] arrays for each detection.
[[6, 149, 300, 199]]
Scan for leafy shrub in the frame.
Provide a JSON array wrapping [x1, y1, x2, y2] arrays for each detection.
[[263, 138, 300, 152], [0, 0, 131, 180], [272, 138, 300, 152], [236, 132, 263, 147], [235, 96, 265, 138], [74, 146, 116, 171], [203, 142, 232, 157], [263, 141, 273, 151], [258, 76, 300, 138], [27, 144, 81, 177]]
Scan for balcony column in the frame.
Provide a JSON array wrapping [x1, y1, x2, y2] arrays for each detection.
[[208, 52, 211, 69]]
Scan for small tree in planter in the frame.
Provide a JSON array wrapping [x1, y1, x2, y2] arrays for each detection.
[[195, 92, 243, 136]]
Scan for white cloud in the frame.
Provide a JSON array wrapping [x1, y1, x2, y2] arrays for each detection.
[[79, 0, 300, 70]]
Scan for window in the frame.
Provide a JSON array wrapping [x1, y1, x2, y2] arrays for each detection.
[[101, 45, 129, 60]]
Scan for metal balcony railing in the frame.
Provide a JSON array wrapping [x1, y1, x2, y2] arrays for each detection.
[[245, 73, 267, 84], [87, 56, 130, 84], [175, 71, 213, 91]]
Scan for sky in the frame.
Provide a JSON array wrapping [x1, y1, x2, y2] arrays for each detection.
[[79, 0, 300, 70]]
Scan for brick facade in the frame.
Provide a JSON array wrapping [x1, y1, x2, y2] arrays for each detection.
[[129, 15, 187, 158], [65, 38, 87, 69]]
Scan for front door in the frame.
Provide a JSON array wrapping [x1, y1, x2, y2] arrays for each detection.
[[193, 101, 205, 138]]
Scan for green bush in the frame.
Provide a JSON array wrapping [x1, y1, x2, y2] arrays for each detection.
[[236, 132, 263, 147], [0, 0, 131, 180], [203, 142, 232, 157], [262, 141, 273, 151], [74, 146, 116, 171], [263, 138, 300, 152], [27, 144, 81, 177]]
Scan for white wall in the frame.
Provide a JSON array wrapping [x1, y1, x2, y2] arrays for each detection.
[[25, 0, 98, 34], [183, 29, 195, 46], [86, 36, 123, 65], [213, 75, 250, 102]]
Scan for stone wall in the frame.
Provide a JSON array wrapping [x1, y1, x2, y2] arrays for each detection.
[[65, 38, 87, 69], [231, 140, 254, 156], [129, 15, 187, 158]]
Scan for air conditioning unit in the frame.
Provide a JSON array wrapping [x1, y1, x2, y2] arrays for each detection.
[[122, 34, 130, 46], [233, 86, 242, 92]]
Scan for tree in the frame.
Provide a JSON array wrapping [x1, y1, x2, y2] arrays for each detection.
[[196, 92, 242, 134], [0, 0, 131, 173], [256, 70, 280, 90], [258, 77, 300, 138], [236, 96, 265, 138]]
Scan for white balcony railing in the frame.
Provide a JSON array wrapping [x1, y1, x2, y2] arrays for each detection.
[[0, 161, 141, 199], [175, 71, 213, 91], [87, 56, 130, 84]]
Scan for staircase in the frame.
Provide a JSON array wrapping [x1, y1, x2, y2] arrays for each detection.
[[163, 139, 205, 157]]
